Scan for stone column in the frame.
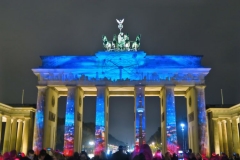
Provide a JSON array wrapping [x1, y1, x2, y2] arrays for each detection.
[[43, 87, 58, 149], [218, 121, 223, 152], [134, 85, 145, 146], [10, 118, 17, 151], [94, 86, 108, 155], [222, 120, 229, 155], [186, 87, 199, 153], [63, 86, 76, 156], [0, 114, 2, 148], [22, 118, 30, 154], [161, 86, 177, 154], [33, 86, 47, 154], [195, 86, 209, 157], [16, 119, 23, 152], [226, 119, 233, 156], [104, 89, 109, 151], [212, 118, 220, 154], [3, 116, 11, 153], [74, 87, 84, 152], [232, 117, 240, 153]]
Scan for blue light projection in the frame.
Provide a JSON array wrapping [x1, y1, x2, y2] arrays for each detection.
[[37, 51, 207, 83], [95, 87, 105, 155], [33, 51, 210, 155], [63, 88, 75, 156], [165, 87, 177, 154], [135, 87, 146, 146], [196, 86, 207, 157], [33, 87, 45, 154]]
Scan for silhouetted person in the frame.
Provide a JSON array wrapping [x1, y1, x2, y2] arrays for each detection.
[[172, 153, 178, 160], [100, 151, 107, 160], [79, 151, 90, 160], [221, 153, 229, 160], [140, 144, 152, 160], [195, 153, 202, 160], [112, 146, 129, 160], [153, 150, 163, 160], [139, 153, 146, 160], [73, 152, 80, 160], [39, 149, 53, 160], [22, 150, 38, 160], [131, 145, 140, 160]]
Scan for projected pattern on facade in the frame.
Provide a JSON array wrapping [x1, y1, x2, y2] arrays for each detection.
[[196, 86, 208, 157], [33, 51, 210, 155], [63, 88, 75, 156], [33, 87, 45, 154], [166, 87, 177, 154], [95, 87, 106, 155], [38, 52, 205, 83]]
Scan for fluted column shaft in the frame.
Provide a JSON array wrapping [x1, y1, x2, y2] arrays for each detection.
[[195, 86, 209, 157], [94, 86, 108, 155], [218, 121, 223, 152], [161, 86, 177, 154], [16, 120, 23, 152], [226, 119, 233, 156], [63, 87, 76, 156], [43, 87, 58, 149], [213, 118, 220, 154], [33, 86, 47, 154], [10, 118, 17, 151], [3, 117, 11, 153], [22, 118, 30, 154], [232, 117, 240, 153], [222, 120, 228, 155], [74, 87, 84, 152]]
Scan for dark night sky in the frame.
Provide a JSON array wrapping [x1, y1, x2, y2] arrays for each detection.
[[0, 1, 240, 144]]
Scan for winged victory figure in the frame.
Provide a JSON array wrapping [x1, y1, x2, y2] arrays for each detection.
[[116, 19, 124, 32]]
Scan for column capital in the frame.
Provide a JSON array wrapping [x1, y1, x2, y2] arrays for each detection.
[[221, 120, 227, 124], [212, 118, 219, 121], [232, 116, 239, 120], [66, 85, 77, 89], [3, 115, 11, 119], [164, 85, 175, 89], [95, 85, 107, 89], [226, 119, 232, 123], [195, 85, 206, 89], [36, 86, 47, 90], [17, 119, 24, 122], [24, 117, 31, 120], [134, 84, 145, 87]]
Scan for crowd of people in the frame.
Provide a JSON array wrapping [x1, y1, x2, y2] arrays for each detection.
[[0, 145, 238, 160]]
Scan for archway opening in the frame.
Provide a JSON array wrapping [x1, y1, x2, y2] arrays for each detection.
[[56, 96, 67, 150], [145, 96, 161, 152], [109, 97, 134, 152], [82, 96, 96, 153], [175, 96, 188, 152]]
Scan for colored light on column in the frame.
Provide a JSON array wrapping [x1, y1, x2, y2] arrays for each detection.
[[166, 88, 178, 154], [33, 89, 45, 155], [95, 91, 105, 155], [64, 89, 75, 156], [196, 87, 207, 157]]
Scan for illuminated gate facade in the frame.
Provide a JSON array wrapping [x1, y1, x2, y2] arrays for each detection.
[[32, 20, 211, 157]]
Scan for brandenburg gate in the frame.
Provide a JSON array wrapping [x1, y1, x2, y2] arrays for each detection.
[[32, 20, 211, 156]]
